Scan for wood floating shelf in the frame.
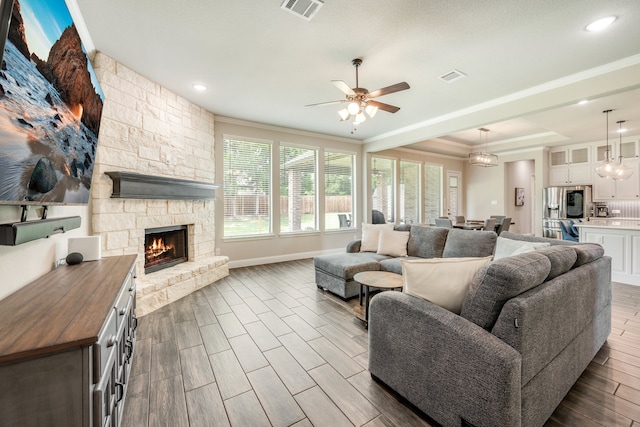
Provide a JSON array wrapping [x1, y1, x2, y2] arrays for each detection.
[[105, 171, 219, 200]]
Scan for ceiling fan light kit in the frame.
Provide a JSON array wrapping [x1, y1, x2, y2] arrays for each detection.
[[469, 128, 499, 167], [306, 58, 409, 133]]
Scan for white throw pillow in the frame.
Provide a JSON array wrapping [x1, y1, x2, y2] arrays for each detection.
[[377, 228, 410, 257], [401, 256, 492, 314], [360, 223, 394, 252], [493, 236, 550, 260]]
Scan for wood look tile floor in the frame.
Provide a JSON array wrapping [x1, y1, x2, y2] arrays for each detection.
[[123, 259, 640, 427]]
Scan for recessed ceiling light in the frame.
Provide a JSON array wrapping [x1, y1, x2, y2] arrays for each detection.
[[617, 127, 628, 133], [586, 16, 616, 32], [578, 99, 589, 105], [193, 84, 207, 92]]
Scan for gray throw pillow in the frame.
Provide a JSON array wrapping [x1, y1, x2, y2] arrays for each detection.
[[407, 225, 448, 258], [442, 229, 496, 258]]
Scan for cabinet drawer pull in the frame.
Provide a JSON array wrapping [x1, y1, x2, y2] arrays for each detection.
[[107, 335, 116, 347], [115, 382, 124, 403], [125, 339, 134, 362]]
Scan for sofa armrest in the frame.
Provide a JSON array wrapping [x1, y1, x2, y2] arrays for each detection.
[[368, 292, 522, 427], [346, 240, 361, 253]]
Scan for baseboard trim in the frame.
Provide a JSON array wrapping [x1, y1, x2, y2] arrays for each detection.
[[228, 248, 343, 269]]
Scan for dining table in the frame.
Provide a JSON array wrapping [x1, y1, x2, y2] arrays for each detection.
[[452, 221, 485, 230]]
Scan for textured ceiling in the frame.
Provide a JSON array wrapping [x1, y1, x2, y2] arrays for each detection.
[[74, 0, 640, 156]]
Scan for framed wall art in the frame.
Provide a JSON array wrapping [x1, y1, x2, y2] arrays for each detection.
[[515, 187, 525, 206]]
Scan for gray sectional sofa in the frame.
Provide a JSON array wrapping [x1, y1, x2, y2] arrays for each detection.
[[314, 225, 497, 299], [368, 232, 611, 427]]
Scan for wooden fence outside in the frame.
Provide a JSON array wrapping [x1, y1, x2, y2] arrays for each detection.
[[224, 195, 352, 216]]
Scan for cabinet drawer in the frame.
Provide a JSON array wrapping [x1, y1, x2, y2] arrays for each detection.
[[93, 349, 117, 427], [93, 308, 117, 384], [115, 276, 135, 329]]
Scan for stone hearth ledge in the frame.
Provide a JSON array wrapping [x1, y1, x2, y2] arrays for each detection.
[[136, 256, 229, 316]]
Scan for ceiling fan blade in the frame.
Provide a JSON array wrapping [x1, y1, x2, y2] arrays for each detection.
[[368, 82, 410, 98], [305, 100, 345, 107], [332, 80, 356, 96], [367, 100, 400, 113]]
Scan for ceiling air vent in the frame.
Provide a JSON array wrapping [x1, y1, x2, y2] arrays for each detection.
[[439, 69, 467, 83], [281, 0, 324, 21]]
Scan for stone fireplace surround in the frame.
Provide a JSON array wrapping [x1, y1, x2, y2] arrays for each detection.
[[89, 53, 228, 316]]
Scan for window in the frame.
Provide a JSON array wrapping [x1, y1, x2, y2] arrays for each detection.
[[223, 138, 271, 237], [371, 156, 394, 223], [424, 164, 442, 224], [448, 172, 461, 219], [280, 145, 317, 233], [400, 160, 420, 224], [325, 151, 355, 230]]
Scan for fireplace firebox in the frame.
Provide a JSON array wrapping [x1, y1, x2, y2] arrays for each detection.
[[144, 225, 188, 274]]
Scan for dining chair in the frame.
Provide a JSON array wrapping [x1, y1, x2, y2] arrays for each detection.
[[338, 214, 350, 228], [496, 217, 512, 235], [559, 220, 579, 241], [490, 215, 506, 222], [434, 218, 453, 229], [482, 218, 496, 231], [455, 216, 465, 224], [372, 210, 386, 224]]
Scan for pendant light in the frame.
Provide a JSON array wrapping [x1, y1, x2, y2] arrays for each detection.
[[468, 128, 498, 167], [611, 120, 633, 181], [595, 109, 617, 179]]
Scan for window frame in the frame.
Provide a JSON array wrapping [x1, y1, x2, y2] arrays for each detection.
[[222, 135, 274, 239], [279, 142, 319, 235]]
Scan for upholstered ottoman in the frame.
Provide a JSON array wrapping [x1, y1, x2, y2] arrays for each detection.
[[314, 252, 390, 299]]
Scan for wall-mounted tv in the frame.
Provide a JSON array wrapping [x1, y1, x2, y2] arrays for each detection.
[[0, 0, 104, 205]]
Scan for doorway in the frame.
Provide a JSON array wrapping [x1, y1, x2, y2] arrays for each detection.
[[446, 171, 462, 218], [505, 160, 534, 234]]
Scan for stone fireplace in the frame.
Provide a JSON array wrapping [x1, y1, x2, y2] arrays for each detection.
[[89, 53, 228, 316], [144, 225, 188, 274]]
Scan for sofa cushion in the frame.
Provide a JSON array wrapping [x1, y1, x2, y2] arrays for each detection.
[[314, 252, 389, 279], [498, 231, 604, 268], [407, 225, 448, 258], [377, 228, 410, 257], [360, 223, 394, 252], [572, 243, 605, 267], [401, 256, 492, 314], [534, 245, 577, 281], [442, 229, 497, 258], [460, 251, 551, 330], [493, 236, 550, 260], [379, 256, 423, 274]]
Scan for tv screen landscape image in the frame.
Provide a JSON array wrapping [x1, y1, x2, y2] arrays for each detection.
[[0, 0, 104, 205]]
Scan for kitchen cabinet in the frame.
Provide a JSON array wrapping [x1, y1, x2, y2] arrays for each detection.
[[593, 158, 640, 200], [578, 223, 640, 285], [548, 145, 591, 186]]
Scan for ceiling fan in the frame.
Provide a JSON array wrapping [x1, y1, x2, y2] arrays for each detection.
[[306, 58, 410, 130]]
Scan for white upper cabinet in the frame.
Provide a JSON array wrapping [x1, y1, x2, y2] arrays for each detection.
[[548, 145, 591, 186]]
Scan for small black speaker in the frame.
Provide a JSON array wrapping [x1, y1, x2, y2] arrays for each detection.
[[66, 252, 83, 265]]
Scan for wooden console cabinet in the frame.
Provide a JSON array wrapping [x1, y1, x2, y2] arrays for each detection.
[[0, 255, 137, 427]]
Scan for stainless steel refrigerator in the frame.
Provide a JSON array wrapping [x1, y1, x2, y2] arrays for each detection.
[[542, 186, 592, 238]]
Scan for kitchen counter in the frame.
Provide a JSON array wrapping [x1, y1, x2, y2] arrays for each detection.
[[575, 218, 640, 230], [573, 222, 640, 285]]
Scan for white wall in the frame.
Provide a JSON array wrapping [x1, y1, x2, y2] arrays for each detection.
[[214, 117, 364, 267], [465, 148, 548, 235], [0, 204, 90, 300], [504, 160, 535, 234]]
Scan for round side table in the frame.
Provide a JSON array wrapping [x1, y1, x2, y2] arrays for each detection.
[[353, 271, 403, 327]]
